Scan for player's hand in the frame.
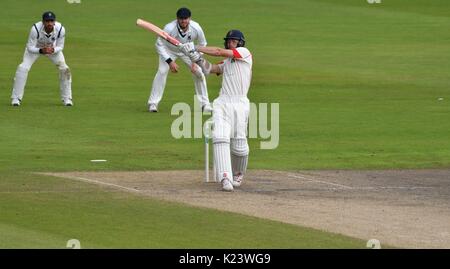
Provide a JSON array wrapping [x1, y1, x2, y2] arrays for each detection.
[[169, 61, 179, 73], [179, 42, 195, 56], [41, 47, 54, 54], [190, 64, 198, 73], [179, 42, 202, 63], [196, 58, 212, 75], [188, 51, 202, 63]]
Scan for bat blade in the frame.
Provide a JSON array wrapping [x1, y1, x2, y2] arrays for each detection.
[[136, 18, 180, 46]]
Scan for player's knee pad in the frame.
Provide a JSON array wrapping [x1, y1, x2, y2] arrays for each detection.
[[59, 66, 71, 80], [58, 64, 69, 71], [213, 137, 230, 145], [158, 64, 170, 75], [18, 63, 31, 73], [230, 139, 249, 156], [212, 119, 231, 144]]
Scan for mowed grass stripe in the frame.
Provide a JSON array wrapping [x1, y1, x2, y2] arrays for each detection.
[[0, 172, 366, 248], [0, 0, 449, 171]]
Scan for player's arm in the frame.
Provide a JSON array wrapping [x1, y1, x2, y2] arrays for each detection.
[[155, 24, 175, 61], [179, 43, 237, 75], [196, 46, 242, 75], [197, 58, 222, 75], [196, 46, 234, 58], [156, 37, 178, 72], [53, 26, 65, 54], [155, 37, 172, 63], [196, 24, 207, 47], [26, 26, 40, 54], [155, 24, 179, 73]]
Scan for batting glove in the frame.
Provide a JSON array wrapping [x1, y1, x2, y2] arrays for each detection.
[[179, 42, 196, 55], [189, 51, 202, 63]]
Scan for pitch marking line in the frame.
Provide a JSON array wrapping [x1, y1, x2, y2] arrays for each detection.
[[42, 173, 435, 194], [288, 174, 434, 190], [351, 186, 434, 190], [288, 174, 354, 189], [0, 190, 92, 194], [48, 174, 141, 193]]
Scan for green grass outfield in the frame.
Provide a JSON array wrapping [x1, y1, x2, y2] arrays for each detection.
[[0, 0, 448, 248]]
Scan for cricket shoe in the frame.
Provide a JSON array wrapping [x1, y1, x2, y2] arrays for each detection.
[[221, 178, 234, 192], [232, 173, 243, 187], [202, 103, 213, 113], [11, 98, 21, 106], [63, 98, 73, 106], [148, 103, 158, 112]]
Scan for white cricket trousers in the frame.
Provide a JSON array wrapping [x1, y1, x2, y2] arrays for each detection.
[[212, 96, 250, 181], [11, 49, 72, 101], [148, 53, 210, 107]]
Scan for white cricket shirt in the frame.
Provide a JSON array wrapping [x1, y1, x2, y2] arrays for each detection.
[[26, 21, 66, 54], [218, 47, 253, 97], [155, 20, 207, 60]]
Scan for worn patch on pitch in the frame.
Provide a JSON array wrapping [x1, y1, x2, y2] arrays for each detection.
[[43, 169, 450, 248]]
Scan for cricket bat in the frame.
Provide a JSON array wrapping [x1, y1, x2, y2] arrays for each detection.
[[136, 18, 180, 46]]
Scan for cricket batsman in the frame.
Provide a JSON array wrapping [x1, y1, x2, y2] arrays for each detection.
[[10, 11, 73, 107], [180, 30, 252, 191]]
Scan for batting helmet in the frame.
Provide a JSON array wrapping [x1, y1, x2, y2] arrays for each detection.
[[223, 30, 245, 49]]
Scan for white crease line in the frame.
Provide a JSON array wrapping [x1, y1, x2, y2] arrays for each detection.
[[352, 186, 434, 190], [0, 190, 91, 194], [288, 174, 434, 190], [288, 174, 354, 189], [50, 174, 141, 193]]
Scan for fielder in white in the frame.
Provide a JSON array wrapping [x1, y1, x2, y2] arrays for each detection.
[[11, 11, 72, 107], [180, 30, 252, 191], [147, 7, 211, 113]]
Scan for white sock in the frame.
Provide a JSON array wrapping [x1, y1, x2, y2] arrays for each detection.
[[213, 142, 232, 181]]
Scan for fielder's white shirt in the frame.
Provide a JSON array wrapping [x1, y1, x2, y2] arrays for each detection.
[[218, 47, 253, 97], [26, 21, 66, 54], [155, 20, 207, 60]]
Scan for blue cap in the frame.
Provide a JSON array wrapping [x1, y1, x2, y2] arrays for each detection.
[[176, 7, 191, 19], [42, 11, 56, 21]]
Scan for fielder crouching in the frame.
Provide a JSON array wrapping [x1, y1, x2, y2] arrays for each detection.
[[180, 30, 252, 191], [11, 11, 73, 107]]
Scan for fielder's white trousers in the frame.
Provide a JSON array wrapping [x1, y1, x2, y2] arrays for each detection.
[[148, 52, 210, 107], [11, 49, 72, 102]]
